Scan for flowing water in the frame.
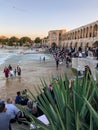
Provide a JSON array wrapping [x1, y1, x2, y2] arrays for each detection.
[[0, 49, 52, 65], [0, 48, 54, 100]]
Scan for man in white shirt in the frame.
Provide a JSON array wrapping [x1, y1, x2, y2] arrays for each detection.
[[6, 98, 20, 123], [79, 52, 82, 58]]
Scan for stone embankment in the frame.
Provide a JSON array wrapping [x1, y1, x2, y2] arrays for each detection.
[[72, 57, 98, 80]]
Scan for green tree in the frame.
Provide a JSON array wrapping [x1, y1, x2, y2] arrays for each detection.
[[34, 37, 41, 44], [19, 37, 32, 46], [0, 38, 9, 45], [7, 36, 19, 46]]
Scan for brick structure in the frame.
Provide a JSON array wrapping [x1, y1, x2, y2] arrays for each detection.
[[46, 30, 66, 47], [61, 20, 98, 50], [41, 20, 98, 49]]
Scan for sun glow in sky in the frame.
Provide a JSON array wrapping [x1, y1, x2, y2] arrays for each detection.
[[0, 0, 98, 39]]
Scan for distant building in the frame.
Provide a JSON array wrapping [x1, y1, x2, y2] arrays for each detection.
[[48, 30, 66, 47], [42, 30, 66, 47]]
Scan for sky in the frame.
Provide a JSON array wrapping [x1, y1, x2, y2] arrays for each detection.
[[0, 0, 98, 39]]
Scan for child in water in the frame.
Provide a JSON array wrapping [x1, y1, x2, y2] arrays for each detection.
[[14, 68, 17, 77]]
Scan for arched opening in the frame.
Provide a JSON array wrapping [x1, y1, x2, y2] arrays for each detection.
[[51, 42, 57, 48], [74, 42, 78, 51], [80, 42, 83, 47], [70, 42, 72, 47], [83, 28, 85, 38], [85, 42, 89, 51], [86, 27, 89, 38], [89, 26, 92, 37], [63, 42, 65, 47], [93, 24, 97, 37], [75, 42, 77, 47], [75, 31, 77, 39], [66, 43, 68, 48], [93, 41, 98, 47], [80, 29, 83, 38], [78, 43, 83, 52], [78, 30, 80, 39], [86, 42, 89, 47], [73, 32, 75, 39]]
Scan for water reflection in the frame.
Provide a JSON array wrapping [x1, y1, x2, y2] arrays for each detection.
[[18, 76, 21, 83]]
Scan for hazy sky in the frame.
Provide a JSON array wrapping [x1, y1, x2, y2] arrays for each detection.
[[0, 0, 98, 39]]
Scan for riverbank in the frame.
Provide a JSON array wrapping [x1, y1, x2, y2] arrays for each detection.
[[0, 50, 74, 130], [0, 58, 73, 101]]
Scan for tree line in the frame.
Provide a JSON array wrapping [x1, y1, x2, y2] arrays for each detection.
[[0, 36, 42, 46]]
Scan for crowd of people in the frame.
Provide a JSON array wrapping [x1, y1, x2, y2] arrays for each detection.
[[0, 86, 51, 130], [0, 89, 31, 130], [0, 59, 94, 130], [49, 46, 98, 69], [3, 64, 21, 79], [1, 46, 98, 129], [0, 76, 64, 130], [0, 96, 22, 130]]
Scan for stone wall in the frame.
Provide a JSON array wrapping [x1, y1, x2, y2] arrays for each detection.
[[72, 58, 98, 80], [61, 20, 98, 48]]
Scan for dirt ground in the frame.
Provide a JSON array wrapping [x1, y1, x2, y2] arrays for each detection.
[[0, 59, 73, 130]]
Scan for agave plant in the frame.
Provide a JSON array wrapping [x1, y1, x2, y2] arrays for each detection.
[[18, 72, 98, 130]]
